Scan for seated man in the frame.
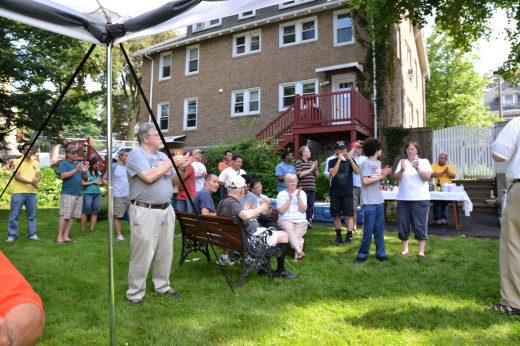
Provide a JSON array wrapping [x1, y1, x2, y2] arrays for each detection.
[[217, 175, 298, 279], [0, 250, 45, 346]]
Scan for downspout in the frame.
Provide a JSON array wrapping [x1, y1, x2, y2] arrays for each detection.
[[372, 22, 378, 138], [144, 54, 154, 120]]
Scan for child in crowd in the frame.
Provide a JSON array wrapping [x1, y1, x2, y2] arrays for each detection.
[[355, 138, 392, 263]]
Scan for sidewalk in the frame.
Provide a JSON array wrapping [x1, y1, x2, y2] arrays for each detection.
[[385, 209, 501, 239]]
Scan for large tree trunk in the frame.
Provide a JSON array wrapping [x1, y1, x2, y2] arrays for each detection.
[[50, 143, 61, 163]]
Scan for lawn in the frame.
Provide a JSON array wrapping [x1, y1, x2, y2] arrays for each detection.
[[1, 208, 519, 345]]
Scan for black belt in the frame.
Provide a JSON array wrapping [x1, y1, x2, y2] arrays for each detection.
[[131, 200, 170, 210]]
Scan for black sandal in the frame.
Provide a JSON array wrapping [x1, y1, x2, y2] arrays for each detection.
[[490, 304, 520, 315]]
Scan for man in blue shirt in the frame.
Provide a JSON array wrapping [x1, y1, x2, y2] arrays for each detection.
[[275, 150, 296, 192], [56, 146, 88, 244]]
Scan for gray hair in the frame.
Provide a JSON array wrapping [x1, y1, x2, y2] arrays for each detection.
[[299, 145, 309, 155], [284, 173, 298, 184], [136, 122, 156, 144]]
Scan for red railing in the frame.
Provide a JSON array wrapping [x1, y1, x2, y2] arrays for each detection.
[[257, 89, 374, 142]]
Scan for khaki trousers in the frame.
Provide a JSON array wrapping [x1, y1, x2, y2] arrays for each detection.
[[126, 204, 175, 300], [278, 219, 307, 254], [500, 183, 520, 309]]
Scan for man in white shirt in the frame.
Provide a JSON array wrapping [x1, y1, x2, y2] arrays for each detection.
[[191, 149, 207, 192]]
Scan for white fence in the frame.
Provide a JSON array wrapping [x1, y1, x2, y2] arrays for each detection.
[[432, 125, 495, 179]]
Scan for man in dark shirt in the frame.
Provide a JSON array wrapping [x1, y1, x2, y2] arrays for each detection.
[[217, 176, 298, 279], [327, 141, 360, 245]]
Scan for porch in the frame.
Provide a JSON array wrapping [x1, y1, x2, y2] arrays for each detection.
[[256, 89, 374, 152]]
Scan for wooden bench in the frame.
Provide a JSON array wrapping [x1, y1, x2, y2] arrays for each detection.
[[175, 211, 281, 287]]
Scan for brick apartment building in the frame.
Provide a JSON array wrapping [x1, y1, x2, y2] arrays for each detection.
[[135, 0, 429, 152]]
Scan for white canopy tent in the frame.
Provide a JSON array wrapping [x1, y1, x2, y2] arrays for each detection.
[[0, 1, 288, 343]]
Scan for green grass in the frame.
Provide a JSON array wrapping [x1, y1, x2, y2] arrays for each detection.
[[1, 208, 519, 345]]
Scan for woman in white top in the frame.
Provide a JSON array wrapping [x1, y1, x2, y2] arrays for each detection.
[[276, 174, 308, 262], [394, 141, 432, 259]]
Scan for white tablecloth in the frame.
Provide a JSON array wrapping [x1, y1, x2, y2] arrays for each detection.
[[381, 191, 473, 216]]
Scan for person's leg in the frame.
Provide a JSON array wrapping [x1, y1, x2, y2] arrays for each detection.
[[440, 201, 449, 223], [63, 218, 75, 241], [7, 194, 24, 239], [373, 204, 387, 258], [357, 204, 375, 259], [24, 194, 37, 237], [410, 200, 430, 257], [499, 184, 520, 309], [152, 207, 176, 294], [293, 222, 307, 252], [127, 205, 157, 300], [278, 220, 302, 255], [81, 194, 91, 234], [114, 218, 123, 237], [432, 201, 441, 221], [397, 200, 411, 254], [57, 218, 68, 242], [304, 189, 315, 225], [89, 194, 101, 232], [80, 214, 88, 234]]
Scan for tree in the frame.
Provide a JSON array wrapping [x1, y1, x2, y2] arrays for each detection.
[[425, 29, 499, 129], [0, 19, 103, 151], [349, 0, 520, 83]]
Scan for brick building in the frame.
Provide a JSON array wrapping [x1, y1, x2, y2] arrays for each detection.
[[135, 0, 429, 151]]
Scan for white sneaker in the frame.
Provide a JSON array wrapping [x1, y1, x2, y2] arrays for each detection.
[[441, 219, 448, 225], [28, 234, 40, 240], [216, 257, 235, 266], [436, 219, 443, 225], [6, 236, 16, 243], [116, 235, 125, 241]]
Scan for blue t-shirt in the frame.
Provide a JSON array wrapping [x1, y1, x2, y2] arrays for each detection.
[[83, 170, 102, 195], [59, 160, 84, 196], [193, 188, 215, 214], [275, 161, 296, 192]]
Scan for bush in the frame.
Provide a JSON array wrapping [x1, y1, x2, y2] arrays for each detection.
[[0, 166, 62, 207], [203, 138, 280, 197]]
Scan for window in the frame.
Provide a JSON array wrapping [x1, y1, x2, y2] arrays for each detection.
[[279, 17, 317, 47], [279, 80, 317, 111], [192, 18, 221, 32], [159, 52, 171, 80], [183, 98, 197, 130], [334, 11, 354, 46], [186, 45, 199, 75], [239, 10, 256, 20], [406, 101, 413, 128], [232, 88, 260, 116], [233, 30, 261, 56], [279, 0, 315, 8], [157, 102, 169, 131]]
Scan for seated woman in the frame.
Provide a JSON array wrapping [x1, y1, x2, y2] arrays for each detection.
[[276, 174, 308, 262], [249, 177, 279, 229]]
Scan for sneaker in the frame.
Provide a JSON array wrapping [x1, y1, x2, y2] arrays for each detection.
[[436, 219, 443, 225], [216, 257, 235, 266], [441, 219, 448, 225], [355, 257, 367, 264], [28, 234, 40, 240], [376, 256, 389, 262], [307, 221, 312, 229], [332, 237, 345, 246], [344, 232, 353, 245], [6, 236, 16, 243], [116, 235, 125, 241], [274, 270, 299, 279]]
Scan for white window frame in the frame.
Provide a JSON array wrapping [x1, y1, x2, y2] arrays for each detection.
[[157, 102, 169, 131], [239, 10, 256, 20], [185, 45, 199, 75], [192, 18, 221, 32], [183, 97, 198, 130], [278, 79, 318, 111], [159, 52, 172, 80], [231, 88, 261, 117], [232, 30, 261, 57], [406, 101, 413, 128], [279, 16, 318, 47], [333, 10, 354, 46], [279, 0, 315, 9]]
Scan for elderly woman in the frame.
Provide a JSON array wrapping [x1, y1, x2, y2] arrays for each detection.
[[276, 173, 308, 262], [394, 141, 432, 259]]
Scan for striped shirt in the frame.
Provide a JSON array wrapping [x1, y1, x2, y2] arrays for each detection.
[[295, 158, 317, 190]]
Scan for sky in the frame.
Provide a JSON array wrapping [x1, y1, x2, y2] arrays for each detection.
[[424, 10, 512, 76]]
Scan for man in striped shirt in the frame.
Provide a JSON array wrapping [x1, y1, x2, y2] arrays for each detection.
[[295, 146, 319, 228]]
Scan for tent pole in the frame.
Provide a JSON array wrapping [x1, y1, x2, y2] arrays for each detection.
[[106, 42, 117, 346]]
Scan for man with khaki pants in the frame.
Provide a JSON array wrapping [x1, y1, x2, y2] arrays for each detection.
[[491, 116, 520, 315]]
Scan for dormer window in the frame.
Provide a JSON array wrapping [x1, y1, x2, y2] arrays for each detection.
[[192, 18, 221, 32]]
